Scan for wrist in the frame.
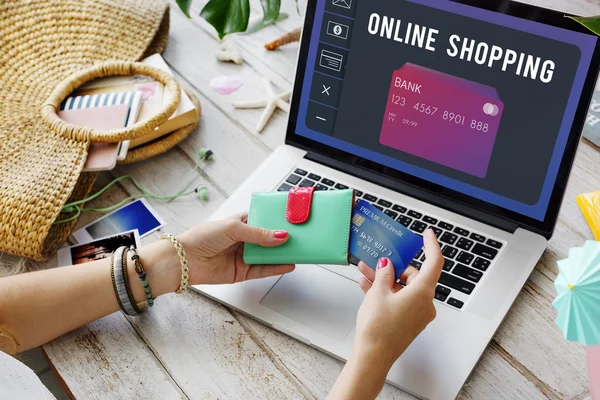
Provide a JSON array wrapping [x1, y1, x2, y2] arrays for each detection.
[[127, 240, 181, 304], [353, 330, 409, 369], [332, 345, 391, 399], [349, 341, 397, 379]]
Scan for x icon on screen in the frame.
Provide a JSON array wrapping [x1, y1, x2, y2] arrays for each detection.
[[322, 85, 331, 95]]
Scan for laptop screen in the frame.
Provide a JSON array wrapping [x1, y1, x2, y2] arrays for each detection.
[[293, 0, 598, 222]]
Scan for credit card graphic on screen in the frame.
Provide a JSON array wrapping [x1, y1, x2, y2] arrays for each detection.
[[379, 63, 504, 178]]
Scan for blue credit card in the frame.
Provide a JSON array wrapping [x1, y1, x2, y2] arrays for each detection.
[[350, 200, 424, 280]]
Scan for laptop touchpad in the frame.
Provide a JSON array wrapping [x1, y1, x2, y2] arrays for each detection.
[[260, 265, 365, 341]]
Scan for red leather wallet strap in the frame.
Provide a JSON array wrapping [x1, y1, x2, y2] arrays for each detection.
[[286, 186, 316, 224]]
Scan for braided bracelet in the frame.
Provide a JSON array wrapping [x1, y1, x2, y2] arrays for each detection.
[[129, 246, 154, 307], [160, 233, 189, 294]]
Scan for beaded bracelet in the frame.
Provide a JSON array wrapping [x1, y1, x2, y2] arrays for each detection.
[[129, 246, 154, 307]]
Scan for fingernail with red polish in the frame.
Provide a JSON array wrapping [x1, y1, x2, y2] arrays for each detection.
[[377, 258, 388, 270], [274, 231, 288, 239]]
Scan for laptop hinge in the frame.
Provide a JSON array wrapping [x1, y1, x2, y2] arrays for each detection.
[[304, 150, 520, 234]]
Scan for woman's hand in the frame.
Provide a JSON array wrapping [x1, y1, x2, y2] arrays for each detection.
[[128, 213, 295, 307], [0, 213, 295, 352], [328, 229, 443, 400], [354, 229, 444, 367], [177, 213, 295, 286]]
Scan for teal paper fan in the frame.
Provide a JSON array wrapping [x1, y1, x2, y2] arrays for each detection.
[[553, 241, 600, 347]]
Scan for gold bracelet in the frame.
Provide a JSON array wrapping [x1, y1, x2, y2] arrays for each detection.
[[160, 233, 189, 294]]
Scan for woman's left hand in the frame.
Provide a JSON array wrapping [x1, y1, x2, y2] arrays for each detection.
[[0, 214, 295, 352], [176, 213, 295, 285]]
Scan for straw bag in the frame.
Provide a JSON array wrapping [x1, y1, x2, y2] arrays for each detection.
[[0, 0, 201, 261]]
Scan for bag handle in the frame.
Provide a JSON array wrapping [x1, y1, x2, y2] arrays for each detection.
[[41, 61, 181, 143]]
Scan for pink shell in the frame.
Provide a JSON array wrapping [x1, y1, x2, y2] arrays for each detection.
[[210, 75, 244, 95]]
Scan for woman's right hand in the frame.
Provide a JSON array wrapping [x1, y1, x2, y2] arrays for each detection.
[[327, 229, 443, 400], [354, 229, 444, 368]]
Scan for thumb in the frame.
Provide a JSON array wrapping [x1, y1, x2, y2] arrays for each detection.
[[374, 258, 395, 290], [227, 220, 289, 247], [415, 229, 444, 288]]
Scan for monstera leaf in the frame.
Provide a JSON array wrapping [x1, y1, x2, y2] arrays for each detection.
[[568, 16, 600, 36], [176, 0, 193, 17], [177, 0, 283, 39], [200, 0, 250, 39], [260, 0, 281, 26]]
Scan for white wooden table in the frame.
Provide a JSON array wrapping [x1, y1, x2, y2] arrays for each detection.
[[27, 0, 600, 398]]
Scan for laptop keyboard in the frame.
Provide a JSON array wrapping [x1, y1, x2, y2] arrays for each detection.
[[280, 168, 505, 310]]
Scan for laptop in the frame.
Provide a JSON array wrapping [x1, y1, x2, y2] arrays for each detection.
[[192, 0, 600, 398]]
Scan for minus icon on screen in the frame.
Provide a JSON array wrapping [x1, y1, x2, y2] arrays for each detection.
[[316, 116, 327, 121]]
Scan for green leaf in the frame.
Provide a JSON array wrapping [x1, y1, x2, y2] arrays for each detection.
[[200, 0, 251, 40], [260, 0, 280, 26], [249, 12, 288, 33], [176, 0, 192, 18], [567, 15, 600, 36]]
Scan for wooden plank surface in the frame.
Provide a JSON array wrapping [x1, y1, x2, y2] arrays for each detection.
[[28, 0, 600, 398], [124, 292, 308, 400], [44, 305, 185, 399]]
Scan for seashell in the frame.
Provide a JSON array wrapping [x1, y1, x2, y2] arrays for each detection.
[[210, 75, 244, 95], [215, 40, 243, 64], [265, 27, 301, 51]]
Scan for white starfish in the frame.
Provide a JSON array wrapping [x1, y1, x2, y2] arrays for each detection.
[[232, 78, 292, 133]]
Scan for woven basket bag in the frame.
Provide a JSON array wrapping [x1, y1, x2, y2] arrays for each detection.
[[0, 0, 200, 261]]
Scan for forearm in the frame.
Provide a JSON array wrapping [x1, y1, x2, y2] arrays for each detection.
[[0, 240, 180, 351], [328, 346, 394, 400]]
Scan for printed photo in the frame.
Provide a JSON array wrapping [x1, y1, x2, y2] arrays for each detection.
[[72, 199, 165, 243], [58, 230, 141, 267]]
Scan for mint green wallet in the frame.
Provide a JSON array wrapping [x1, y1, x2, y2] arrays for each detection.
[[244, 188, 354, 265]]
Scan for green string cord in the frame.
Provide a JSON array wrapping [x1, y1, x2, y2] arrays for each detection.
[[57, 205, 83, 225], [54, 175, 205, 225]]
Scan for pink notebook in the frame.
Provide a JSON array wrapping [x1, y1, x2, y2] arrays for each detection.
[[58, 105, 129, 171]]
